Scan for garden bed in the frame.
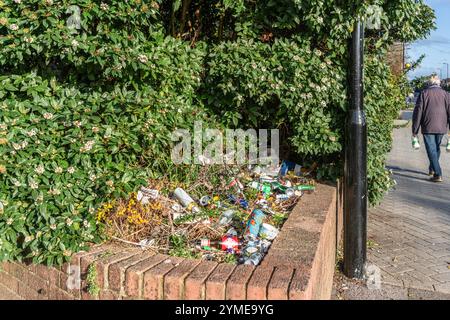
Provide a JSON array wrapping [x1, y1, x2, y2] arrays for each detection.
[[97, 163, 317, 266], [0, 181, 342, 300]]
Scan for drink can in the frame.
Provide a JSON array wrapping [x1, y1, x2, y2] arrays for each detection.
[[244, 252, 263, 266], [239, 198, 249, 209], [199, 195, 211, 207], [217, 210, 235, 227], [174, 187, 200, 213], [245, 209, 266, 237]]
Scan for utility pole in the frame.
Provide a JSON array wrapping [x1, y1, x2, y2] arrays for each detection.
[[344, 20, 367, 279], [443, 63, 449, 80]]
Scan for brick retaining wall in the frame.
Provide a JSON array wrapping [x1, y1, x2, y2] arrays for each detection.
[[0, 182, 343, 300]]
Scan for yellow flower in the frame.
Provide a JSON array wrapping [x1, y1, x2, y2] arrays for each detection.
[[0, 138, 7, 145], [0, 165, 6, 174]]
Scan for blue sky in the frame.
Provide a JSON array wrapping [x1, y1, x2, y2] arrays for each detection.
[[408, 0, 450, 79]]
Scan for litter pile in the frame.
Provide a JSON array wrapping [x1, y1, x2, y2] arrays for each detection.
[[98, 160, 316, 266]]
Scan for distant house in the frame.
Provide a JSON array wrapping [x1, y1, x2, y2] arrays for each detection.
[[442, 78, 450, 87], [386, 42, 405, 77]]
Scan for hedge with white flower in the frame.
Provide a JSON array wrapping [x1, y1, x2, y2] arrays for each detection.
[[0, 0, 436, 264]]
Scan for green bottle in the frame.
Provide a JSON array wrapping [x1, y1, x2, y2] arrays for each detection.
[[294, 185, 315, 191]]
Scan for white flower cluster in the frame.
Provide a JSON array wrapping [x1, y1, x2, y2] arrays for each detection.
[[12, 140, 28, 150], [80, 140, 95, 152], [43, 112, 54, 120], [35, 164, 45, 174], [138, 54, 148, 64]]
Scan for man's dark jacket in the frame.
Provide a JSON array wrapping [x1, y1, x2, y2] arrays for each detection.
[[412, 85, 450, 135]]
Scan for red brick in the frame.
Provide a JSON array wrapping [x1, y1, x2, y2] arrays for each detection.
[[9, 263, 26, 280], [225, 265, 255, 300], [0, 271, 19, 294], [247, 266, 274, 300], [94, 249, 139, 289], [205, 263, 235, 300], [163, 259, 201, 300], [25, 272, 49, 298], [99, 289, 120, 300], [80, 245, 120, 277], [48, 286, 75, 300], [289, 266, 313, 300], [143, 257, 184, 300], [185, 261, 218, 300], [125, 254, 167, 298], [0, 262, 11, 274], [17, 282, 44, 300], [108, 251, 153, 292], [61, 245, 109, 275], [267, 267, 294, 300]]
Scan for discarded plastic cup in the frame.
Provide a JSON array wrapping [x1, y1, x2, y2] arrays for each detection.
[[259, 223, 279, 240]]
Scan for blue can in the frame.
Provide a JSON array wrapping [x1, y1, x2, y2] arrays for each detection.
[[279, 160, 302, 177], [239, 199, 249, 210], [245, 209, 266, 238]]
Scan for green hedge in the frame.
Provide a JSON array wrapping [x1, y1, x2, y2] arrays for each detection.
[[0, 0, 435, 264]]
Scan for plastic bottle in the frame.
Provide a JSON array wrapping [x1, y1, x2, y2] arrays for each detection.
[[249, 182, 271, 195], [173, 188, 200, 213], [217, 210, 235, 227], [412, 136, 420, 150], [195, 236, 240, 253]]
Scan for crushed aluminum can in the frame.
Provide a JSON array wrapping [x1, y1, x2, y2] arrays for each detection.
[[260, 239, 272, 253], [227, 194, 238, 204], [217, 209, 235, 227], [244, 252, 263, 266], [199, 195, 211, 207], [279, 160, 302, 177], [228, 178, 244, 190], [243, 244, 259, 256], [276, 194, 290, 201], [226, 227, 238, 237], [238, 198, 249, 210]]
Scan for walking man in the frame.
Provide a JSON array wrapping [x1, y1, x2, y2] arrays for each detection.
[[412, 75, 450, 182]]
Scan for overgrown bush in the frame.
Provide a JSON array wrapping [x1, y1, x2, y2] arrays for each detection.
[[0, 0, 436, 264], [0, 0, 216, 264]]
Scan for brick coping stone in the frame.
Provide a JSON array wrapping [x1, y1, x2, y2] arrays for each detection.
[[0, 182, 342, 300]]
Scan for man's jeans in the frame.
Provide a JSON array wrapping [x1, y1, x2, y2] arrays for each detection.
[[423, 134, 444, 177]]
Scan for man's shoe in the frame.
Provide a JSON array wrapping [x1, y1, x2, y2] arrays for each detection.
[[430, 176, 443, 183], [428, 171, 435, 177]]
